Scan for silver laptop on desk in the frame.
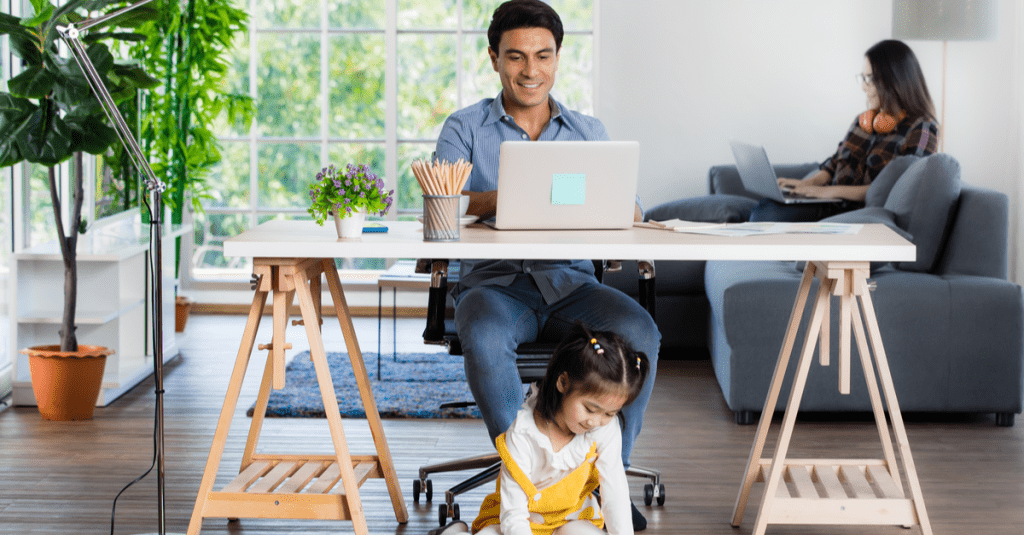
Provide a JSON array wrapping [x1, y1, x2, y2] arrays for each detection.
[[729, 140, 840, 204], [489, 140, 640, 230]]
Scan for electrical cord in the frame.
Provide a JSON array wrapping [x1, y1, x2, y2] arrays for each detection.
[[109, 198, 161, 535]]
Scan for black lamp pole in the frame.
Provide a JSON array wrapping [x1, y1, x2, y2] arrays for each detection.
[[59, 2, 181, 533]]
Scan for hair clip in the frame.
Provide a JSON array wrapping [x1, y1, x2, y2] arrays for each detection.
[[636, 357, 641, 371], [590, 338, 604, 355]]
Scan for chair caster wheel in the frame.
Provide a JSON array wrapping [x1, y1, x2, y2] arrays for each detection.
[[643, 483, 666, 506], [453, 502, 460, 521], [413, 479, 433, 503], [438, 503, 448, 526]]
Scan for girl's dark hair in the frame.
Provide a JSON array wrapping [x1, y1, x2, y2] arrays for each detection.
[[865, 40, 936, 123], [487, 0, 564, 53], [535, 324, 649, 422]]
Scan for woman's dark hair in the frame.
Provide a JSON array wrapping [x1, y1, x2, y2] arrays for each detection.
[[535, 324, 649, 423], [487, 0, 564, 54], [865, 40, 936, 122]]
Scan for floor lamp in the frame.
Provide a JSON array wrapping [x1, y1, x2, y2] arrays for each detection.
[[892, 0, 999, 153], [58, 1, 183, 534]]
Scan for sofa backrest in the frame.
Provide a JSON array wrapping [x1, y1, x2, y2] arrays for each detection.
[[936, 184, 1009, 279]]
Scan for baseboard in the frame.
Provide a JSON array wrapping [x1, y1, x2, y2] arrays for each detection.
[[192, 302, 428, 318]]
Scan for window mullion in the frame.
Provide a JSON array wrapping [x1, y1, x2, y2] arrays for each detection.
[[320, 0, 329, 167], [456, 0, 463, 109], [385, 0, 398, 222], [248, 0, 258, 229]]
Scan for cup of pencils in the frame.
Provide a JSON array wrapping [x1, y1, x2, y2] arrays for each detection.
[[411, 158, 472, 242]]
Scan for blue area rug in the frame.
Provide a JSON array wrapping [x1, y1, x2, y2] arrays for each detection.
[[247, 351, 481, 419]]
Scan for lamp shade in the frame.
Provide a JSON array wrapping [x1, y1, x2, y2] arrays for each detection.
[[892, 0, 998, 41]]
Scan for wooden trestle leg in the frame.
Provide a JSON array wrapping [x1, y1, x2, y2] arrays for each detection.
[[730, 261, 931, 535], [187, 258, 408, 535]]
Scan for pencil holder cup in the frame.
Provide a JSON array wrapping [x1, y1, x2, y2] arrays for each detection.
[[423, 194, 461, 242]]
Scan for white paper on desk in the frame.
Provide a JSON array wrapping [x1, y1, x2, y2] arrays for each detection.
[[667, 221, 863, 237], [641, 219, 727, 231]]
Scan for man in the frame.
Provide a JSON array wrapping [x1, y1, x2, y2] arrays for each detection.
[[434, 0, 660, 529]]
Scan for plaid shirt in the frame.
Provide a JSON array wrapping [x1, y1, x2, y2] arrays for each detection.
[[821, 115, 939, 186]]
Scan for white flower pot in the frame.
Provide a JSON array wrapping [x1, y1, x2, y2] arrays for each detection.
[[334, 208, 365, 238]]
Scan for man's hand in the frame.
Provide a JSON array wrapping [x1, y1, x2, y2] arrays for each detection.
[[465, 190, 498, 219], [634, 203, 643, 222]]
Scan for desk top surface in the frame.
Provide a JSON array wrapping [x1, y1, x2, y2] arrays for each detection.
[[224, 220, 915, 263]]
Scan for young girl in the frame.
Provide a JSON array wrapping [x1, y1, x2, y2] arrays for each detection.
[[439, 325, 649, 535]]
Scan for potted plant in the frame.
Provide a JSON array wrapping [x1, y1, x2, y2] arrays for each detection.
[[308, 163, 394, 239], [0, 0, 158, 419]]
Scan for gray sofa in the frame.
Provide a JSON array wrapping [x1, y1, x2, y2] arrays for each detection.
[[607, 154, 1024, 425]]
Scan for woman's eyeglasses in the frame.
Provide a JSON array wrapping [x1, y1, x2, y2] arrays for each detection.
[[857, 73, 874, 85]]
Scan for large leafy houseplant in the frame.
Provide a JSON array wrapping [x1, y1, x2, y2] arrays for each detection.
[[0, 0, 158, 352], [132, 0, 253, 277]]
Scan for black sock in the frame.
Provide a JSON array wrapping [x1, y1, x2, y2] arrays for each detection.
[[631, 501, 647, 531]]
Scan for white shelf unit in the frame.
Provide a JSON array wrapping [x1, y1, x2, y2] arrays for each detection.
[[10, 212, 189, 407]]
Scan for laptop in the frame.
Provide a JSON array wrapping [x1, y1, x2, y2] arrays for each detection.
[[728, 140, 841, 204], [488, 141, 640, 230]]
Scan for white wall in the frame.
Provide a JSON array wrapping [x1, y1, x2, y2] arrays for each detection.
[[598, 0, 1022, 279]]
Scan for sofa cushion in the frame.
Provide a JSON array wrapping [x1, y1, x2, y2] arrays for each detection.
[[865, 155, 921, 207], [883, 154, 961, 272], [818, 207, 912, 272], [645, 194, 757, 223]]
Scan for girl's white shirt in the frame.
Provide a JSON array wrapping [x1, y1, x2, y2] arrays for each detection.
[[497, 385, 633, 535]]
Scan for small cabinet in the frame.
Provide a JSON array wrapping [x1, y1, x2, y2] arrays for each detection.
[[10, 212, 189, 407]]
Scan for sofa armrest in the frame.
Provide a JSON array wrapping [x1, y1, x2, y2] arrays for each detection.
[[937, 185, 1009, 279], [707, 162, 819, 197]]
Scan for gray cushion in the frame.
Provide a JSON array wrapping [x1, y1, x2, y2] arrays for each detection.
[[645, 194, 757, 223], [865, 155, 921, 207], [819, 207, 911, 272], [883, 154, 962, 272]]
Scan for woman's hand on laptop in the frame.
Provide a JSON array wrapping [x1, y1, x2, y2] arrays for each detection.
[[777, 177, 803, 191], [464, 190, 497, 219]]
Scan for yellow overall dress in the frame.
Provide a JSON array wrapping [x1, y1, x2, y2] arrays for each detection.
[[471, 433, 603, 534]]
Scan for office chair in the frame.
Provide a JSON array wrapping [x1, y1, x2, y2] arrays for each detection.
[[413, 259, 666, 526]]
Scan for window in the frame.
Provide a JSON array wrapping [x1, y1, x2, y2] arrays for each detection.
[[188, 0, 596, 287]]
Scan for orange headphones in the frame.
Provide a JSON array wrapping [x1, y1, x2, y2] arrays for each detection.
[[858, 109, 906, 134]]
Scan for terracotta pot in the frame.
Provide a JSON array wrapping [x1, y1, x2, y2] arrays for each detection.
[[21, 345, 113, 421], [175, 296, 193, 332]]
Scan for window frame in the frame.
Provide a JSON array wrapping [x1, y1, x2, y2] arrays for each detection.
[[181, 0, 599, 292]]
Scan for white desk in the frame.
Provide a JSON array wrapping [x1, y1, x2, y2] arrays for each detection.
[[193, 220, 930, 535]]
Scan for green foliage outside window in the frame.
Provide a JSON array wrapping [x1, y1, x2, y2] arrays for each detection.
[[194, 0, 593, 279]]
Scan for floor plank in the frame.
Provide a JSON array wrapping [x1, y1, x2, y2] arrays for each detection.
[[1, 313, 1022, 534]]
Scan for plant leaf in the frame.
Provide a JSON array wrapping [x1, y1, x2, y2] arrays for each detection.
[[13, 105, 73, 166], [0, 115, 25, 167], [83, 31, 148, 43], [111, 63, 161, 90], [0, 93, 36, 121], [84, 42, 115, 78], [66, 114, 117, 155], [7, 66, 56, 99], [22, 2, 54, 27]]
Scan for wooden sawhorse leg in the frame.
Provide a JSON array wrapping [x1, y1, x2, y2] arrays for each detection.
[[731, 261, 932, 535], [188, 258, 408, 534]]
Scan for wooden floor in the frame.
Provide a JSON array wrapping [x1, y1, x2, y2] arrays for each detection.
[[1, 313, 1023, 534]]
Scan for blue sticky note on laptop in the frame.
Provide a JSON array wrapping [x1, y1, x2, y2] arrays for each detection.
[[551, 173, 586, 205]]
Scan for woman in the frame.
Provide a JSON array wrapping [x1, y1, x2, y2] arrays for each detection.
[[749, 39, 939, 222]]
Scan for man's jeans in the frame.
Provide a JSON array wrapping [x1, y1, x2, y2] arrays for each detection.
[[454, 274, 661, 467]]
